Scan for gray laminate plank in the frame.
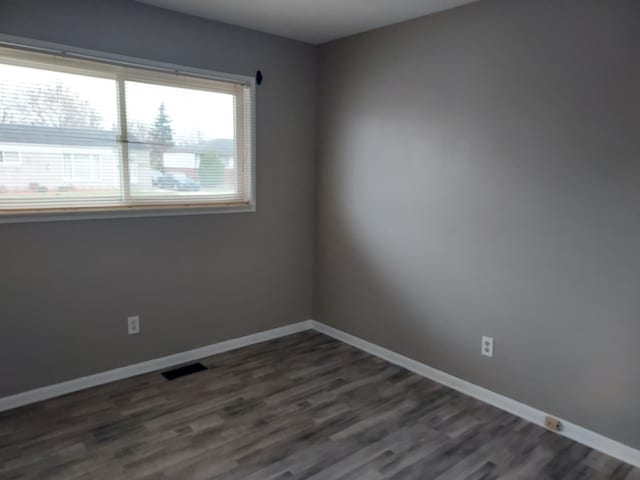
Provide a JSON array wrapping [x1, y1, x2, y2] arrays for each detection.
[[0, 331, 637, 479]]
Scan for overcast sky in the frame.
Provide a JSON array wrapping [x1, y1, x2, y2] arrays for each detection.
[[0, 63, 235, 141]]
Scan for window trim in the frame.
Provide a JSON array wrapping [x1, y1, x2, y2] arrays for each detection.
[[0, 34, 256, 224]]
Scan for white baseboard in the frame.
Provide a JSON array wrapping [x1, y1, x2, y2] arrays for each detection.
[[0, 320, 313, 413], [2, 318, 639, 468], [309, 320, 640, 468]]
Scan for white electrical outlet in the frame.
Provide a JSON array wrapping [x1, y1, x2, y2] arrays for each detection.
[[128, 315, 140, 335], [481, 336, 494, 357]]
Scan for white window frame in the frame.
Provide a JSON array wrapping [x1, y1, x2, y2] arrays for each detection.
[[0, 34, 256, 224]]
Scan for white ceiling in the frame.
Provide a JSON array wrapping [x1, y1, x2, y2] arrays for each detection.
[[135, 0, 481, 44]]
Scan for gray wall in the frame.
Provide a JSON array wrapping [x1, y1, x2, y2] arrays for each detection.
[[315, 0, 640, 449], [0, 0, 317, 397], [2, 0, 640, 453]]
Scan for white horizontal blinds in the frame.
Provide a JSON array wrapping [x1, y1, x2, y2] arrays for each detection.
[[0, 49, 122, 210], [0, 45, 253, 213], [123, 76, 248, 204]]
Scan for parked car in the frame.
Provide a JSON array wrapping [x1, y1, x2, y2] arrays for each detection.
[[151, 170, 163, 187], [170, 172, 200, 192], [154, 171, 200, 192]]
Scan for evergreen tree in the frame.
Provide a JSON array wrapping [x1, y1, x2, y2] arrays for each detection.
[[149, 103, 174, 171], [149, 102, 174, 147]]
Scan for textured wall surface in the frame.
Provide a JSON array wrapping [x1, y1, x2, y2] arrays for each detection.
[[315, 0, 640, 448], [0, 0, 317, 396]]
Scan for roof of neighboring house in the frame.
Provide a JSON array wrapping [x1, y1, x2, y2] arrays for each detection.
[[171, 138, 235, 157], [198, 138, 234, 156], [0, 124, 235, 156], [0, 124, 129, 147]]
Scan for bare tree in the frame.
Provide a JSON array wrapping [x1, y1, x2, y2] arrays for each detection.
[[127, 121, 151, 144], [0, 81, 102, 129], [0, 79, 17, 124]]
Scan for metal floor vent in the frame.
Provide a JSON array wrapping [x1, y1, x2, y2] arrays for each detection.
[[161, 362, 208, 381]]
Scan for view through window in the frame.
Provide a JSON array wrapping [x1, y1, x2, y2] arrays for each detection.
[[0, 45, 253, 217]]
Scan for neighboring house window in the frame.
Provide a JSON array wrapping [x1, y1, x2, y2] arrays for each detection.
[[63, 154, 101, 181], [0, 151, 20, 164], [0, 43, 254, 221]]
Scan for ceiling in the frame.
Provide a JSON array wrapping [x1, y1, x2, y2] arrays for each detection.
[[134, 0, 481, 44]]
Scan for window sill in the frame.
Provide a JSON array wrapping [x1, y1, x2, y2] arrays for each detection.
[[0, 201, 255, 224]]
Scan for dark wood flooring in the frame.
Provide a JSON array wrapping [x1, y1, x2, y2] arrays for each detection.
[[1, 331, 638, 479]]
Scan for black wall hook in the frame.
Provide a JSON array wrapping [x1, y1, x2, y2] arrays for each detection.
[[256, 70, 263, 85]]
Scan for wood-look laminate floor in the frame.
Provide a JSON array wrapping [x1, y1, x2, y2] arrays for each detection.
[[1, 331, 638, 480]]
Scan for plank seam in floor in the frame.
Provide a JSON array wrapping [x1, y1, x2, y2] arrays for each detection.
[[1, 319, 638, 471]]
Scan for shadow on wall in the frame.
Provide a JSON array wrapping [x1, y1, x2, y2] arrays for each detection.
[[313, 0, 640, 446]]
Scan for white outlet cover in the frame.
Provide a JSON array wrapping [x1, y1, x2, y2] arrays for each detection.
[[128, 315, 140, 335], [481, 336, 494, 358]]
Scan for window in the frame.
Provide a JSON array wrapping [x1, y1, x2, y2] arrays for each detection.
[[0, 44, 254, 221], [0, 151, 20, 164], [63, 154, 101, 181]]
